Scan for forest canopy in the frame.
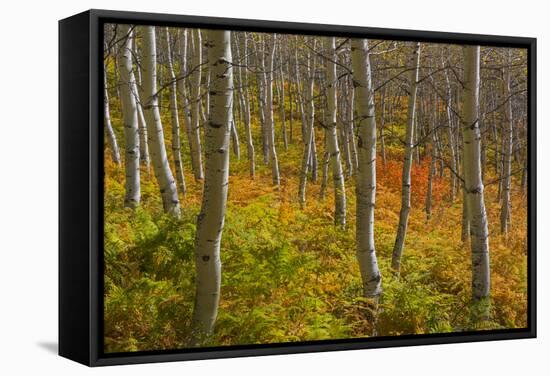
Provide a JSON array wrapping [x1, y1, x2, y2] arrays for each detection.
[[102, 23, 528, 353]]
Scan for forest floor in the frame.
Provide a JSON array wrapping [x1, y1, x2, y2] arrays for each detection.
[[103, 132, 527, 353]]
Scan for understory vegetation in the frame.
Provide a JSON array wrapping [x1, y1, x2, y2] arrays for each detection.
[[104, 91, 527, 352]]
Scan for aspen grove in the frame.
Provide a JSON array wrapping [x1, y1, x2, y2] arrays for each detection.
[[103, 24, 529, 352]]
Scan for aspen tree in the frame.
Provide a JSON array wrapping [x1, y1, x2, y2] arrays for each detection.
[[443, 56, 457, 200], [265, 35, 281, 186], [462, 45, 490, 318], [117, 25, 140, 208], [256, 36, 269, 165], [191, 29, 233, 345], [131, 39, 150, 171], [379, 87, 387, 166], [392, 42, 421, 272], [298, 43, 316, 205], [500, 49, 513, 235], [324, 37, 346, 226], [234, 33, 254, 177], [230, 119, 240, 159], [164, 28, 186, 196], [278, 39, 288, 150], [141, 26, 180, 216], [189, 29, 205, 180], [103, 60, 121, 166], [177, 29, 194, 176], [348, 81, 359, 173], [351, 38, 382, 297]]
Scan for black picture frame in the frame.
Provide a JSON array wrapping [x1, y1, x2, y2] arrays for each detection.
[[59, 8, 537, 367]]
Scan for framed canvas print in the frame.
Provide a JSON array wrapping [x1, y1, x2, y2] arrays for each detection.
[[59, 9, 536, 366]]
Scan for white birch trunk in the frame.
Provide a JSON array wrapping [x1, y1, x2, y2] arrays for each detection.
[[164, 28, 186, 196], [351, 38, 382, 297], [189, 29, 205, 181], [324, 37, 346, 227], [444, 61, 457, 200], [500, 50, 513, 235], [103, 61, 121, 166], [259, 37, 270, 165], [117, 26, 140, 208], [132, 41, 150, 172], [177, 29, 194, 176], [141, 26, 180, 216], [348, 83, 359, 173], [462, 45, 490, 312], [237, 33, 255, 178], [391, 42, 421, 272], [298, 46, 315, 205], [230, 119, 240, 159], [265, 35, 281, 186], [191, 29, 233, 345]]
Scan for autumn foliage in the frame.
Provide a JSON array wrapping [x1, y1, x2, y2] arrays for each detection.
[[102, 71, 528, 351]]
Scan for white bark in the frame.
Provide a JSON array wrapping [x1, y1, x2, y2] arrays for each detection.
[[500, 49, 513, 235], [443, 59, 457, 200], [258, 37, 270, 165], [391, 42, 421, 272], [298, 45, 315, 206], [235, 33, 255, 177], [324, 37, 346, 226], [141, 26, 180, 216], [177, 29, 194, 175], [131, 41, 150, 171], [189, 29, 205, 180], [103, 61, 121, 166], [351, 38, 382, 297], [230, 119, 240, 159], [278, 40, 288, 150], [191, 29, 233, 345], [164, 28, 186, 196], [265, 35, 281, 186], [462, 45, 490, 308], [117, 26, 140, 208]]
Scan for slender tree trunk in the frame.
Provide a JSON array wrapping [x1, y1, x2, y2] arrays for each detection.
[[136, 97, 150, 171], [191, 29, 233, 345], [278, 41, 288, 151], [103, 60, 121, 166], [462, 45, 490, 318], [265, 35, 281, 186], [117, 26, 140, 208], [391, 42, 421, 272], [189, 29, 205, 181], [132, 41, 150, 172], [324, 37, 347, 226], [295, 36, 307, 141], [340, 85, 353, 178], [379, 87, 387, 166], [310, 128, 318, 182], [238, 33, 255, 177], [299, 46, 315, 206], [319, 136, 330, 200], [351, 38, 382, 298], [230, 119, 241, 159], [444, 64, 457, 201], [425, 94, 437, 220], [257, 37, 270, 165], [141, 26, 180, 216], [164, 28, 186, 196], [348, 83, 359, 174], [178, 29, 194, 176], [500, 50, 513, 236]]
